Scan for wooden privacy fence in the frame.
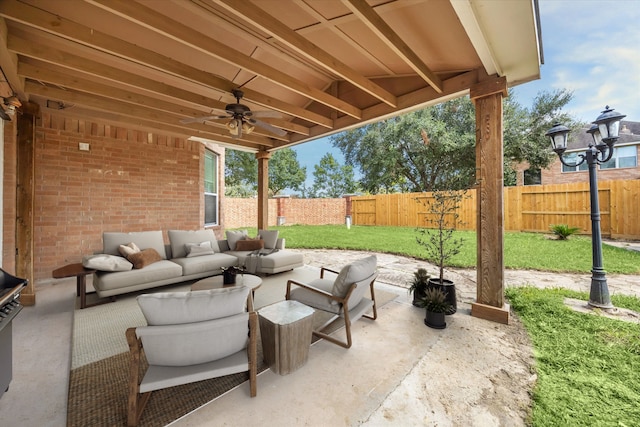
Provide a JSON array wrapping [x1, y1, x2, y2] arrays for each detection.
[[350, 179, 640, 239]]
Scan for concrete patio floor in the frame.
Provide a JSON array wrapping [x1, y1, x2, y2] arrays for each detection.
[[1, 247, 638, 426]]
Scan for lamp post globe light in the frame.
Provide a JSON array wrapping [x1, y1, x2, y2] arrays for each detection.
[[545, 106, 626, 309]]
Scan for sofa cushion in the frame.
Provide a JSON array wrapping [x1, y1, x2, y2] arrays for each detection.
[[186, 241, 215, 257], [168, 229, 220, 259], [94, 260, 183, 291], [258, 229, 279, 249], [137, 285, 251, 326], [171, 252, 238, 276], [118, 242, 140, 257], [127, 248, 163, 269], [235, 238, 264, 251], [103, 231, 167, 259], [82, 254, 133, 272], [332, 255, 377, 298], [225, 230, 248, 251]]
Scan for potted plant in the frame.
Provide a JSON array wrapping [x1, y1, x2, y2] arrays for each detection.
[[418, 287, 451, 329], [408, 268, 430, 307], [415, 188, 468, 314]]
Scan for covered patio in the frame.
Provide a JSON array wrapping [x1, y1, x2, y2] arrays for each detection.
[[0, 0, 543, 323]]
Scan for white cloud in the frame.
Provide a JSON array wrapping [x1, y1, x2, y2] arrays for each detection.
[[531, 0, 640, 121]]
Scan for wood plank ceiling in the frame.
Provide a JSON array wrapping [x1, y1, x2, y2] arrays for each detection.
[[0, 0, 542, 152]]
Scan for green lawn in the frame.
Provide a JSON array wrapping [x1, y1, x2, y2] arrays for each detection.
[[507, 287, 640, 426], [257, 224, 640, 274]]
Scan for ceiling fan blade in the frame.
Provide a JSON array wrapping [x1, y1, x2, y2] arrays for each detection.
[[250, 119, 287, 137], [252, 110, 282, 118]]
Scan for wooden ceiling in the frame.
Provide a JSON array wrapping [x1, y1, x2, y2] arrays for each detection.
[[0, 0, 542, 152]]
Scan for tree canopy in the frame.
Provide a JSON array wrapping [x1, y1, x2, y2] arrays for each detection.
[[331, 89, 579, 192], [309, 153, 359, 198], [224, 148, 306, 197]]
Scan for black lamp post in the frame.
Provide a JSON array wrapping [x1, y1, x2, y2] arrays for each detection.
[[545, 106, 626, 309]]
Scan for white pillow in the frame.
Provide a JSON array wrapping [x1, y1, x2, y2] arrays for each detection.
[[82, 254, 133, 272], [226, 229, 248, 251], [186, 241, 215, 257], [258, 229, 279, 249], [118, 242, 140, 257]]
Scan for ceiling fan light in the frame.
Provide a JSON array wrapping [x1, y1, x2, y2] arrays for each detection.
[[242, 122, 254, 135], [226, 119, 239, 135]]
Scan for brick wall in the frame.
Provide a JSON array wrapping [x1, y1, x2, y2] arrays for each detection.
[[225, 196, 347, 228], [32, 113, 225, 282]]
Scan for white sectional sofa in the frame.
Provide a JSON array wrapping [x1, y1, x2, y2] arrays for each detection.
[[87, 229, 304, 300]]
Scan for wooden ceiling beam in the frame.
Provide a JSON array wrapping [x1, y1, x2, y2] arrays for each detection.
[[19, 61, 291, 143], [0, 0, 334, 129], [342, 0, 443, 94], [87, 0, 362, 119], [25, 81, 276, 147], [215, 0, 397, 108], [40, 104, 265, 151], [0, 17, 24, 98]]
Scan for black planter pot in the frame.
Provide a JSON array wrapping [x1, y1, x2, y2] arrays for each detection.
[[427, 278, 457, 315], [411, 287, 427, 307], [424, 310, 446, 329]]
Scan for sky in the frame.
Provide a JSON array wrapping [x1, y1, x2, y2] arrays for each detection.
[[290, 0, 640, 193]]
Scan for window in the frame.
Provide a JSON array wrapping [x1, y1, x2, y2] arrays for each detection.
[[600, 145, 638, 170], [561, 152, 588, 172], [523, 168, 541, 185], [204, 150, 218, 226]]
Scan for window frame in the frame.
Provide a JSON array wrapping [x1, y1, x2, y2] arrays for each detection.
[[599, 144, 638, 170], [204, 149, 219, 226]]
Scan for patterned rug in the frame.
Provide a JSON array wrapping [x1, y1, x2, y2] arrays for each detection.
[[67, 269, 397, 426]]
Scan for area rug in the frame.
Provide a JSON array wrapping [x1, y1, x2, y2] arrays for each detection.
[[67, 267, 398, 427]]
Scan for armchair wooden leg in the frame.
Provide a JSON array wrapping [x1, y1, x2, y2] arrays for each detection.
[[126, 328, 151, 426], [248, 312, 258, 397]]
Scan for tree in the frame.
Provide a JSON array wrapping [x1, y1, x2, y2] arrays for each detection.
[[332, 98, 475, 193], [224, 150, 257, 197], [310, 153, 358, 198], [331, 89, 579, 192], [224, 148, 306, 196], [269, 149, 306, 195]]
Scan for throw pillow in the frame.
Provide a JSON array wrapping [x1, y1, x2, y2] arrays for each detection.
[[185, 241, 215, 257], [258, 229, 279, 249], [82, 254, 133, 271], [127, 248, 163, 269], [226, 229, 248, 251], [118, 242, 140, 257], [235, 238, 264, 251]]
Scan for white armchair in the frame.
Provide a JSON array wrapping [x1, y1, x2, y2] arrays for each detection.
[[126, 285, 257, 426], [285, 255, 378, 348]]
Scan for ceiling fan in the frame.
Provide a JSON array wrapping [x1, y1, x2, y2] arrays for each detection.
[[180, 89, 287, 139]]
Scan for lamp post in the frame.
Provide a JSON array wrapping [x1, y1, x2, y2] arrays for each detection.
[[545, 106, 626, 309]]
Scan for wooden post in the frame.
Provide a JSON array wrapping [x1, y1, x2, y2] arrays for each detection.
[[255, 150, 271, 231], [16, 103, 38, 306], [470, 76, 509, 324]]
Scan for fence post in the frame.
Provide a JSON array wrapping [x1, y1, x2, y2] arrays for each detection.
[[343, 194, 356, 228], [274, 195, 290, 226]]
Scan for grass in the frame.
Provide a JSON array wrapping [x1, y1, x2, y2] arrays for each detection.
[[247, 225, 640, 274], [507, 287, 640, 426]]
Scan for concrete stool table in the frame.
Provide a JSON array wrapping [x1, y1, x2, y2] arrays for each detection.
[[258, 300, 314, 375]]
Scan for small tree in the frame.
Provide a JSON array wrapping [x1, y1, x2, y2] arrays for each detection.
[[415, 189, 467, 283]]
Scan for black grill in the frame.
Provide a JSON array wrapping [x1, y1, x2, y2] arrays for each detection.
[[0, 269, 27, 398]]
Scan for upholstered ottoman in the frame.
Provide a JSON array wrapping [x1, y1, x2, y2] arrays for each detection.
[[250, 250, 304, 274]]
